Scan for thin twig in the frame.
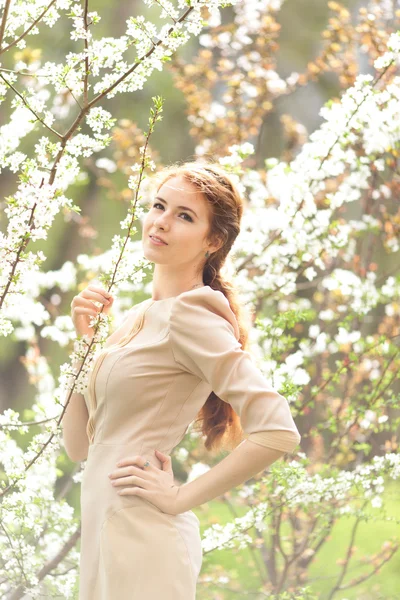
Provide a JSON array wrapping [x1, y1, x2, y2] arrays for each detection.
[[0, 73, 63, 139], [0, 416, 58, 430], [326, 502, 366, 600], [0, 0, 12, 50], [83, 0, 89, 107]]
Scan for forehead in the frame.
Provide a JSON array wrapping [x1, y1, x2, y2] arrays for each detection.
[[158, 175, 206, 205]]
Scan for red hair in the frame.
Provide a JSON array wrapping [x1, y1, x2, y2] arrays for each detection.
[[152, 160, 250, 453]]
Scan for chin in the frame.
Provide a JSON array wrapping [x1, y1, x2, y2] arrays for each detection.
[[142, 248, 168, 264]]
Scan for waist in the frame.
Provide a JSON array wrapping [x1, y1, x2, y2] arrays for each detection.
[[82, 443, 200, 526], [86, 442, 165, 469]]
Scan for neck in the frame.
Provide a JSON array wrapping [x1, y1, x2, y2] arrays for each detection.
[[151, 265, 204, 301]]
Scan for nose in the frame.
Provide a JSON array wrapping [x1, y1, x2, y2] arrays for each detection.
[[153, 211, 170, 230]]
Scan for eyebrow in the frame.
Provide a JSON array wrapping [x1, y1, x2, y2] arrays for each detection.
[[154, 196, 198, 218]]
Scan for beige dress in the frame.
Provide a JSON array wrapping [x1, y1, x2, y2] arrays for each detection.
[[79, 285, 301, 599]]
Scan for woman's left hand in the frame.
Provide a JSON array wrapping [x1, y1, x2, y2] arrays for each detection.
[[108, 449, 181, 515]]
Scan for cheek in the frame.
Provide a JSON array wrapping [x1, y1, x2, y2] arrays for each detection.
[[142, 212, 151, 231], [177, 227, 204, 251]]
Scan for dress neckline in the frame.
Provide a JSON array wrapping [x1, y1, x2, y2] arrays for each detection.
[[150, 285, 208, 303]]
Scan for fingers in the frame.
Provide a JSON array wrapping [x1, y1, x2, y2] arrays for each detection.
[[86, 285, 112, 302], [116, 456, 144, 468], [79, 286, 112, 306], [111, 474, 148, 488], [71, 285, 113, 315], [109, 465, 152, 494], [109, 464, 150, 480]]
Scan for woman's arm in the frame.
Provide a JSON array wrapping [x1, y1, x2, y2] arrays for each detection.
[[175, 438, 284, 513]]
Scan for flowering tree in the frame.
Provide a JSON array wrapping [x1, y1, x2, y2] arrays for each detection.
[[0, 0, 400, 598]]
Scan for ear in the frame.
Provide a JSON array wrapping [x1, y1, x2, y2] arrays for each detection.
[[208, 233, 224, 254]]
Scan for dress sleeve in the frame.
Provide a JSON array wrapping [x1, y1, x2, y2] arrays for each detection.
[[169, 288, 301, 453]]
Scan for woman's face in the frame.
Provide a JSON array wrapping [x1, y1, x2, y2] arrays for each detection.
[[142, 175, 215, 269]]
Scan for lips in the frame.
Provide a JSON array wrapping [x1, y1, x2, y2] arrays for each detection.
[[149, 234, 167, 245]]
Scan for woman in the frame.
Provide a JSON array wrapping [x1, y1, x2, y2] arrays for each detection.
[[63, 162, 301, 599]]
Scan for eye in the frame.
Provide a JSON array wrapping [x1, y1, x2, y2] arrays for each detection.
[[152, 202, 193, 223]]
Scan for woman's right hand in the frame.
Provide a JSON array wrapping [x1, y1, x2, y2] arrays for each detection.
[[71, 284, 114, 339]]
